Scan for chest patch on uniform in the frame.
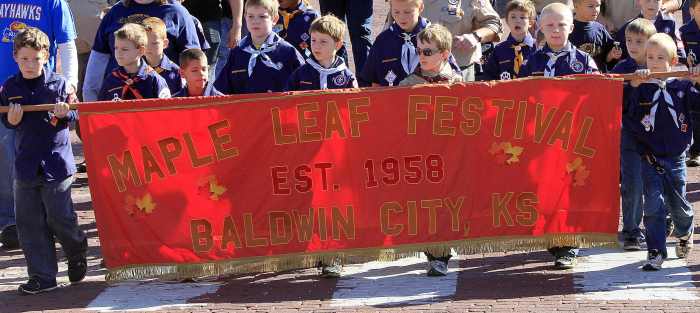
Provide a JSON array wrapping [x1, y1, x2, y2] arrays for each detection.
[[571, 60, 584, 73]]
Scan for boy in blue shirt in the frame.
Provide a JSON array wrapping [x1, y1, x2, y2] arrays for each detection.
[[173, 48, 223, 97], [143, 17, 184, 95], [569, 0, 622, 72], [215, 0, 305, 94], [627, 33, 699, 270], [610, 18, 657, 251], [484, 0, 537, 80], [0, 27, 87, 295], [615, 0, 686, 64], [287, 15, 357, 91], [518, 3, 599, 269], [98, 23, 171, 101], [680, 0, 700, 166]]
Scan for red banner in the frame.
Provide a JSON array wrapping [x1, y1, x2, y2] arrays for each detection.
[[80, 76, 623, 281]]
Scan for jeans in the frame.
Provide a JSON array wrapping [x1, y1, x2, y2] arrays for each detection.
[[690, 112, 700, 156], [620, 128, 644, 240], [0, 125, 15, 229], [642, 154, 694, 257], [319, 0, 373, 74], [15, 176, 87, 284]]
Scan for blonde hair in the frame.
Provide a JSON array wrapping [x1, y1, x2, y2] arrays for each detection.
[[417, 23, 453, 52], [540, 3, 573, 23], [390, 0, 424, 8], [309, 15, 346, 43], [646, 33, 678, 60], [114, 23, 148, 49], [142, 16, 167, 40], [625, 18, 657, 39], [506, 0, 536, 19], [245, 0, 278, 17], [13, 27, 49, 55]]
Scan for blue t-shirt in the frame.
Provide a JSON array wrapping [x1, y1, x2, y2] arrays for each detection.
[[92, 1, 201, 75], [0, 0, 76, 84]]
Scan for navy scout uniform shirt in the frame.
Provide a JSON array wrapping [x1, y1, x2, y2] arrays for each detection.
[[518, 42, 599, 78], [483, 33, 535, 80], [98, 61, 171, 101], [569, 20, 616, 72], [680, 20, 700, 66]]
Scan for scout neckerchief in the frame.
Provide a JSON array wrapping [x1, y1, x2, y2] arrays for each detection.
[[391, 18, 428, 76], [241, 33, 283, 77], [279, 2, 304, 34], [544, 43, 576, 77], [111, 64, 147, 99], [306, 56, 348, 90], [415, 63, 453, 84], [644, 78, 678, 132], [511, 33, 534, 75]]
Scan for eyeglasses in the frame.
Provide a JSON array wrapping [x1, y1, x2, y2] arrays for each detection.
[[417, 48, 440, 56]]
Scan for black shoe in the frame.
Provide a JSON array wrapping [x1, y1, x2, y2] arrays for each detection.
[[666, 216, 674, 238], [68, 255, 87, 283], [623, 238, 642, 251], [18, 278, 58, 295], [76, 162, 87, 173], [0, 224, 20, 250]]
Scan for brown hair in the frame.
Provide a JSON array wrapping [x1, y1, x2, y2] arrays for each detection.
[[506, 0, 536, 19], [417, 23, 453, 52], [245, 0, 278, 17], [114, 23, 148, 48], [13, 27, 49, 55], [625, 17, 657, 39], [142, 16, 167, 40], [309, 15, 346, 43], [179, 48, 208, 68]]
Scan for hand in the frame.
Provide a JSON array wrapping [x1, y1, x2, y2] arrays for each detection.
[[689, 66, 700, 85], [630, 69, 650, 87], [7, 103, 23, 126], [228, 26, 241, 48], [453, 34, 478, 52], [53, 102, 70, 119], [607, 46, 623, 62]]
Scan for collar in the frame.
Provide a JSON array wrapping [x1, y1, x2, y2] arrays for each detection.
[[280, 1, 307, 13], [309, 55, 345, 70], [389, 17, 429, 37], [542, 41, 575, 55], [117, 60, 151, 80], [415, 62, 453, 83], [506, 33, 535, 48], [239, 32, 282, 50], [182, 82, 216, 97]]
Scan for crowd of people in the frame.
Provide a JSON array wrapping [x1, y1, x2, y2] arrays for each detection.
[[0, 0, 698, 296]]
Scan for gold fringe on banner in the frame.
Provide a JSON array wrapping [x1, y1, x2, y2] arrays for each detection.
[[105, 233, 617, 282]]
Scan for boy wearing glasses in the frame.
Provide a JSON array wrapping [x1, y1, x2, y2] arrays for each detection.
[[518, 3, 599, 270], [400, 24, 463, 86]]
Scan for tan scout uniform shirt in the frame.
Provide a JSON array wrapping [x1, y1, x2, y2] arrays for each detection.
[[399, 62, 464, 86], [420, 0, 502, 67]]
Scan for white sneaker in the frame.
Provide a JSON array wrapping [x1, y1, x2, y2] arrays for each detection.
[[427, 260, 448, 276], [642, 250, 664, 271], [676, 233, 693, 259]]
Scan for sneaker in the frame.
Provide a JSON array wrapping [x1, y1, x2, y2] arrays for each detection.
[[642, 250, 664, 271], [427, 260, 448, 276], [18, 278, 58, 295], [676, 234, 694, 259], [553, 256, 577, 269], [623, 238, 642, 251], [686, 154, 700, 167], [666, 216, 674, 238], [68, 256, 87, 283], [319, 260, 343, 278], [0, 224, 20, 250], [76, 162, 87, 173]]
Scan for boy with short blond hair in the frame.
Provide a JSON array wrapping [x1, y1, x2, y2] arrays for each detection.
[[627, 33, 699, 270], [98, 23, 171, 101], [286, 15, 357, 91], [142, 17, 184, 95], [174, 48, 223, 97], [215, 0, 304, 94], [484, 0, 537, 80], [518, 3, 599, 269], [400, 23, 463, 85], [611, 18, 657, 251], [1, 27, 87, 295]]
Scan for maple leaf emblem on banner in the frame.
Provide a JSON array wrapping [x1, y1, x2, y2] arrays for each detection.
[[198, 176, 228, 201], [566, 157, 590, 186], [125, 193, 156, 216], [489, 141, 524, 165]]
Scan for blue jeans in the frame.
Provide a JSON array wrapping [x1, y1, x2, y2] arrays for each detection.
[[620, 128, 644, 240], [0, 125, 15, 229], [319, 0, 372, 74], [642, 154, 694, 257], [15, 176, 87, 284]]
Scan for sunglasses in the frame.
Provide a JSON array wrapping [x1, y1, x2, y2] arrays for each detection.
[[417, 48, 440, 56]]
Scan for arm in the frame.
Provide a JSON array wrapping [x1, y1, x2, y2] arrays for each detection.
[[228, 0, 244, 48], [662, 0, 684, 13], [467, 0, 503, 44], [52, 0, 79, 89], [57, 41, 79, 90], [82, 50, 110, 101]]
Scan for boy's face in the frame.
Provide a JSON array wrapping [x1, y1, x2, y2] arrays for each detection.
[[278, 0, 300, 9], [14, 47, 48, 79], [626, 32, 649, 63], [637, 0, 661, 19], [245, 5, 277, 40], [180, 58, 209, 90], [540, 12, 573, 49], [114, 38, 144, 67], [417, 39, 448, 73], [646, 44, 676, 72], [145, 32, 168, 60], [310, 31, 342, 63], [391, 0, 423, 32], [506, 9, 531, 37], [574, 0, 601, 22]]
